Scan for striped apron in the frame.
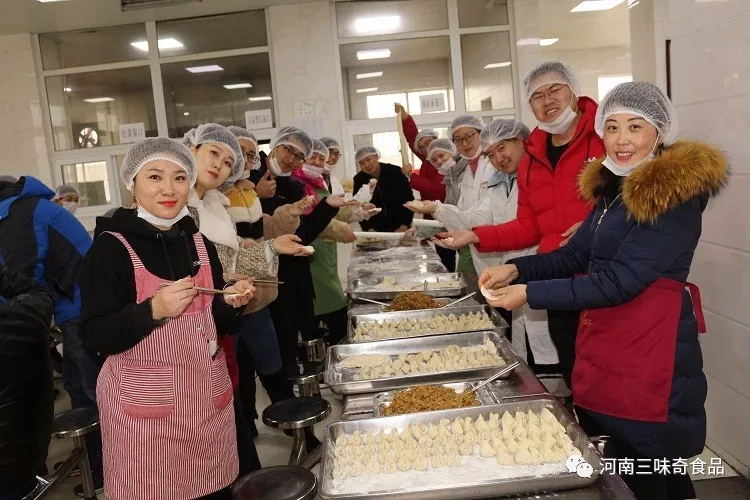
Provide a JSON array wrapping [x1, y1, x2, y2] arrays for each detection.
[[96, 232, 238, 500]]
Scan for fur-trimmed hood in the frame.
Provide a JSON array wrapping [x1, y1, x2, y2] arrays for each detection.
[[578, 140, 728, 224]]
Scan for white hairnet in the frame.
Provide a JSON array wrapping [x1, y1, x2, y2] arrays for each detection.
[[480, 119, 531, 150], [310, 138, 329, 162], [449, 114, 484, 136], [415, 128, 438, 144], [320, 136, 340, 151], [595, 81, 679, 146], [270, 126, 313, 159], [0, 175, 18, 183], [53, 184, 79, 200], [426, 138, 457, 160], [355, 146, 380, 163], [121, 137, 196, 191], [523, 60, 580, 100], [183, 123, 245, 187], [227, 126, 257, 146]]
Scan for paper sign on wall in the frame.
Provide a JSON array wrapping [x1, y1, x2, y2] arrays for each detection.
[[118, 122, 146, 144], [419, 93, 446, 114], [245, 109, 273, 130]]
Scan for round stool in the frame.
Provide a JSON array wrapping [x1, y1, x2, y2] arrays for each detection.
[[262, 397, 330, 466], [288, 360, 325, 397], [232, 465, 317, 500], [50, 408, 100, 500], [302, 338, 326, 362]]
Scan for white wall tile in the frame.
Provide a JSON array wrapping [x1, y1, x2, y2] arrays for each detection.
[[700, 175, 750, 251], [666, 0, 750, 40], [701, 311, 750, 400], [689, 243, 750, 327], [704, 375, 750, 474]]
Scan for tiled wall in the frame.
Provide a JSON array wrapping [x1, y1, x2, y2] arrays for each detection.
[[0, 33, 51, 184], [657, 0, 750, 478]]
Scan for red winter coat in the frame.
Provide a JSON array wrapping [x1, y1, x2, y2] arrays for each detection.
[[472, 96, 604, 254], [402, 114, 446, 203]]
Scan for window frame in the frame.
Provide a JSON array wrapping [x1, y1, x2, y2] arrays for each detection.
[[332, 0, 520, 181]]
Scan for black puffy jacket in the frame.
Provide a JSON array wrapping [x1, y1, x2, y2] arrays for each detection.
[[0, 266, 54, 492]]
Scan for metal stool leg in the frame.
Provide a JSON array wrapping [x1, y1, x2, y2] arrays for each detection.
[[73, 435, 97, 500], [310, 379, 321, 397], [289, 428, 308, 466], [298, 380, 313, 397]]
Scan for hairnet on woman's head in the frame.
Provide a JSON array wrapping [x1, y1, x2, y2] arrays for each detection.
[[449, 114, 485, 136], [270, 126, 313, 159], [595, 81, 679, 146], [523, 60, 580, 100], [182, 123, 245, 187], [121, 137, 197, 191], [53, 184, 79, 200], [227, 126, 257, 146], [480, 119, 530, 150], [320, 136, 340, 151], [426, 138, 457, 160], [355, 146, 380, 163], [415, 128, 438, 145], [0, 175, 17, 183], [310, 138, 330, 162]]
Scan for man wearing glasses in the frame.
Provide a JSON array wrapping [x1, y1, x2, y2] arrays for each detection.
[[439, 61, 605, 390]]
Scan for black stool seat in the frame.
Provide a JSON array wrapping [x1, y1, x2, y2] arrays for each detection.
[[288, 360, 325, 384], [263, 397, 330, 430], [51, 408, 99, 439], [232, 465, 317, 500]]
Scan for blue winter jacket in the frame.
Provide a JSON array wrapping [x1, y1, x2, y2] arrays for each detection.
[[0, 176, 92, 324], [509, 141, 728, 458]]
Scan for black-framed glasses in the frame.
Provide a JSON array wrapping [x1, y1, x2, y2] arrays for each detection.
[[529, 84, 567, 104], [282, 144, 305, 164], [452, 130, 477, 146]]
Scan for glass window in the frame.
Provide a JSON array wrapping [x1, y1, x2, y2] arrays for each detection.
[[59, 161, 111, 207], [336, 0, 448, 38], [161, 53, 274, 138], [461, 31, 514, 112], [114, 154, 133, 208], [457, 0, 509, 28], [156, 11, 267, 56], [46, 67, 157, 151], [353, 131, 408, 168], [597, 74, 632, 100], [39, 24, 148, 70], [340, 36, 454, 120]]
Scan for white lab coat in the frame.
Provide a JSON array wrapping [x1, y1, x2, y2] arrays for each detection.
[[434, 175, 559, 365], [456, 156, 494, 212]]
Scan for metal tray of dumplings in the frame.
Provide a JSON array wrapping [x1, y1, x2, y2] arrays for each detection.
[[347, 262, 447, 282], [319, 395, 602, 499], [324, 331, 518, 395], [373, 382, 497, 417], [348, 272, 467, 300], [348, 304, 508, 343]]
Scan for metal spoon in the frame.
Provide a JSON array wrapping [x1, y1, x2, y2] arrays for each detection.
[[357, 297, 389, 306], [442, 291, 476, 308], [468, 361, 520, 394]]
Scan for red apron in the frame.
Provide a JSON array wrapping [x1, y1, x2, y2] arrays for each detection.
[[96, 232, 238, 500], [572, 278, 706, 422]]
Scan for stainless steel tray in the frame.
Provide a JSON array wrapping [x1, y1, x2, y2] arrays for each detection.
[[348, 304, 508, 343], [373, 382, 495, 417], [348, 272, 467, 300], [324, 331, 517, 395], [347, 296, 481, 317], [347, 262, 447, 281], [319, 395, 602, 499]]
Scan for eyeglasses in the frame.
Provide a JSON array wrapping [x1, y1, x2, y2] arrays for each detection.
[[281, 144, 305, 164], [452, 130, 477, 146], [242, 150, 258, 163], [529, 84, 567, 105], [482, 143, 506, 159]]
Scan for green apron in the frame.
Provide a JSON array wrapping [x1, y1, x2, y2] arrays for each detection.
[[457, 247, 477, 281], [310, 186, 347, 316]]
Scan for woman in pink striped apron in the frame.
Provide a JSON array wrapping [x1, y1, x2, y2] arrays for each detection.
[[79, 137, 255, 500]]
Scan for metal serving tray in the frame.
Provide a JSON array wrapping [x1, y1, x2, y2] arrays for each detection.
[[348, 304, 508, 343], [347, 261, 446, 281], [348, 272, 467, 300], [372, 382, 495, 417], [319, 395, 602, 500], [324, 331, 517, 395], [347, 297, 481, 317]]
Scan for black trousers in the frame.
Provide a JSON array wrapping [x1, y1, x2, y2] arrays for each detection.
[[546, 309, 580, 387], [315, 307, 348, 345], [199, 486, 231, 499], [233, 393, 261, 474], [435, 245, 456, 272], [236, 338, 294, 422], [577, 411, 696, 500], [269, 297, 316, 375]]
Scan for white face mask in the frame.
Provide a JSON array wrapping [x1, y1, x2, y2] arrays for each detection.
[[538, 100, 577, 135], [268, 156, 291, 177], [302, 163, 324, 179], [436, 158, 456, 175], [62, 201, 79, 214], [137, 205, 189, 228], [602, 136, 660, 177]]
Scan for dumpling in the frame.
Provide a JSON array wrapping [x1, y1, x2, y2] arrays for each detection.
[[438, 421, 452, 438], [397, 455, 412, 472], [383, 459, 398, 474], [527, 422, 542, 440], [388, 428, 400, 442], [431, 453, 446, 469], [364, 459, 381, 475], [492, 436, 507, 453], [488, 413, 500, 430], [480, 440, 496, 457], [517, 437, 532, 451], [529, 448, 544, 465], [400, 426, 413, 442], [527, 410, 540, 427], [463, 431, 478, 447], [446, 451, 461, 467], [427, 423, 439, 439], [496, 450, 515, 466], [335, 434, 349, 447], [540, 407, 557, 425], [377, 452, 389, 465], [363, 432, 375, 445], [350, 463, 363, 477], [413, 454, 429, 471], [459, 441, 474, 455], [332, 462, 349, 480], [512, 424, 527, 439], [505, 437, 519, 453], [515, 448, 532, 465], [374, 430, 388, 446], [475, 415, 489, 433], [451, 418, 464, 435], [351, 431, 362, 445], [501, 411, 515, 431], [463, 416, 475, 433], [514, 411, 527, 426]]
